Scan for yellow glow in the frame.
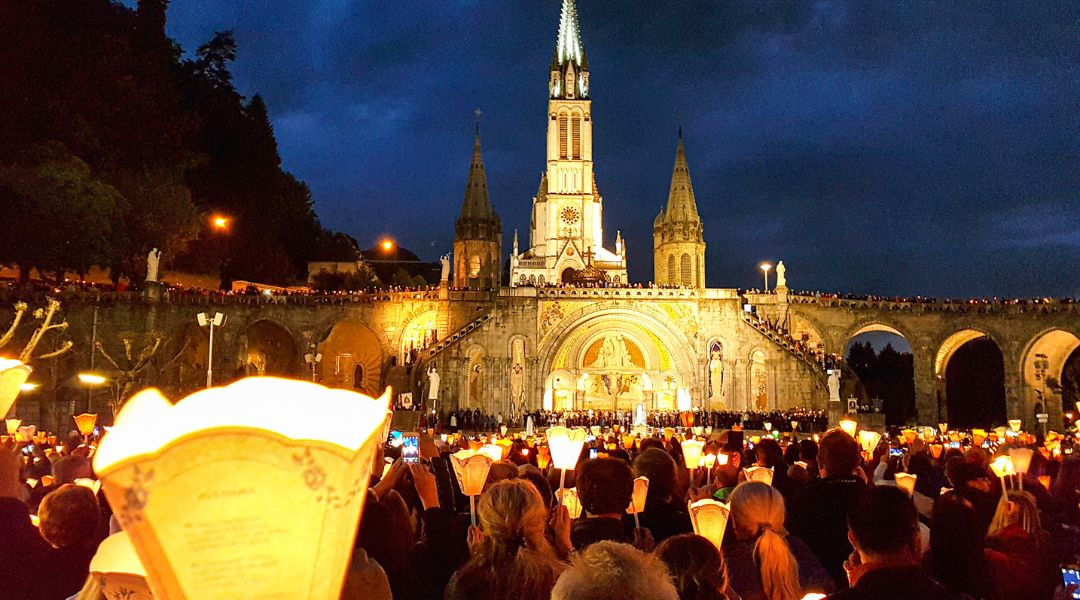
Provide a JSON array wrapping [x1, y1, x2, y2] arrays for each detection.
[[972, 429, 987, 446], [478, 444, 503, 463], [838, 419, 857, 438], [74, 413, 97, 437], [626, 476, 649, 514], [702, 453, 716, 469], [380, 239, 394, 252], [1008, 419, 1022, 433], [688, 498, 730, 550], [895, 472, 917, 495], [857, 430, 881, 454], [744, 466, 774, 486], [989, 455, 1015, 478], [557, 487, 583, 519], [78, 373, 107, 385], [449, 450, 493, 496], [0, 359, 32, 420], [19, 382, 38, 392], [681, 439, 705, 469], [1008, 447, 1033, 474], [211, 215, 231, 231], [4, 418, 20, 435], [760, 263, 771, 272], [545, 426, 587, 471]]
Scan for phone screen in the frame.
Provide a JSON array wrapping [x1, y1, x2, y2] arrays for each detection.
[[389, 431, 403, 447], [1062, 566, 1080, 598], [889, 447, 905, 457], [402, 433, 420, 464], [589, 448, 598, 460]]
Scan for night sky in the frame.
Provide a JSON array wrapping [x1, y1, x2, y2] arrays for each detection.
[[157, 1, 1080, 298]]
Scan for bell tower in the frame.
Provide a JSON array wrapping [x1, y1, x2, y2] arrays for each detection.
[[653, 131, 706, 288], [453, 130, 502, 290]]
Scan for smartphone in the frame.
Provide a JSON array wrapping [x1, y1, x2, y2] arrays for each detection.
[[949, 441, 960, 449], [889, 447, 904, 457], [92, 426, 100, 436], [402, 433, 420, 464], [389, 430, 403, 447], [1061, 565, 1080, 598], [589, 448, 598, 459], [22, 444, 35, 456]]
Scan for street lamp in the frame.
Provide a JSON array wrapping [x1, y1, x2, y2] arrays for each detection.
[[211, 215, 231, 232], [760, 263, 772, 292], [304, 349, 323, 382], [380, 239, 395, 252], [196, 312, 227, 388]]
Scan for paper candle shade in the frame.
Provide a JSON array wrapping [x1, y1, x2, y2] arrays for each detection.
[[702, 454, 717, 469], [536, 449, 551, 470], [18, 425, 35, 443], [1008, 448, 1033, 474], [716, 452, 730, 466], [621, 434, 636, 449], [929, 444, 944, 459], [938, 422, 948, 434], [494, 437, 513, 458], [478, 444, 504, 463], [993, 427, 1007, 441], [589, 425, 601, 437], [791, 420, 799, 431], [1038, 475, 1051, 489], [92, 377, 391, 600], [558, 487, 583, 519], [838, 419, 857, 438], [467, 439, 483, 451], [894, 473, 917, 495], [626, 476, 649, 514], [949, 431, 961, 443], [794, 461, 808, 470], [74, 413, 97, 437], [450, 451, 493, 496], [857, 430, 881, 454], [663, 427, 675, 442], [901, 429, 917, 445], [921, 427, 937, 442], [681, 439, 705, 469], [972, 429, 987, 446], [744, 466, 774, 486], [688, 498, 731, 550], [75, 477, 102, 495], [90, 531, 153, 600], [692, 426, 704, 436], [763, 421, 772, 432], [1008, 419, 1022, 433], [0, 359, 31, 420], [989, 455, 1015, 478], [4, 418, 20, 435], [546, 426, 587, 470]]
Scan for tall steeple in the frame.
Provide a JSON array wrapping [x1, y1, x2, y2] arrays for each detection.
[[654, 132, 706, 288], [550, 0, 589, 99], [454, 129, 502, 290]]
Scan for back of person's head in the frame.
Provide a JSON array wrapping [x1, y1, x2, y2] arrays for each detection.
[[38, 484, 100, 549], [655, 534, 730, 600], [518, 469, 555, 510], [51, 455, 92, 485], [551, 540, 678, 600], [754, 438, 783, 468], [484, 461, 519, 490], [928, 493, 992, 598], [639, 437, 666, 453], [987, 490, 1040, 539], [847, 485, 919, 559], [455, 480, 563, 600], [578, 457, 633, 516], [946, 460, 989, 492], [729, 482, 800, 600], [818, 430, 859, 477], [634, 448, 677, 501], [798, 438, 818, 462]]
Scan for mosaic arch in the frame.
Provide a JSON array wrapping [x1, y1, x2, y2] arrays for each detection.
[[399, 309, 438, 363], [539, 307, 695, 412]]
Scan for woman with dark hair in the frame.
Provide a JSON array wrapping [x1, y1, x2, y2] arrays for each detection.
[[655, 534, 736, 600], [1051, 456, 1080, 527]]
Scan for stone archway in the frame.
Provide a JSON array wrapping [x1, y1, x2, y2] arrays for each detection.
[[242, 320, 299, 378], [843, 323, 915, 425], [1020, 328, 1080, 428], [316, 320, 385, 395], [399, 309, 438, 365], [936, 328, 1006, 428]]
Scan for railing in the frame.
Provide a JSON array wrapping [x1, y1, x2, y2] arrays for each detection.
[[424, 313, 493, 360], [739, 311, 832, 380], [786, 293, 1080, 315], [0, 286, 441, 308]]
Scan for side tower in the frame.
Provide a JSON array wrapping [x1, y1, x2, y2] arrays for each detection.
[[653, 133, 706, 287], [454, 131, 502, 290], [510, 0, 627, 287]]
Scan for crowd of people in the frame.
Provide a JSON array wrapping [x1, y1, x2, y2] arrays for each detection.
[[436, 408, 830, 434], [3, 420, 1078, 599]]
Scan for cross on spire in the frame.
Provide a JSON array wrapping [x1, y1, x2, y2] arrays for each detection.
[[474, 108, 482, 134]]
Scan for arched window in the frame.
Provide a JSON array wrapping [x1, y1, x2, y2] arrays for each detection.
[[572, 115, 581, 159], [681, 253, 691, 286], [667, 254, 675, 283], [468, 254, 481, 278], [538, 275, 546, 286], [559, 115, 568, 159]]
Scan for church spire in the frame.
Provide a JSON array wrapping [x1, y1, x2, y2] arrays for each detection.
[[550, 0, 589, 99], [664, 134, 701, 225], [458, 131, 494, 222]]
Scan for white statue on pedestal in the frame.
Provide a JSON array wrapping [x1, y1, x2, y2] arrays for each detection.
[[146, 248, 161, 282], [776, 261, 787, 289], [427, 365, 440, 400], [828, 369, 841, 403], [440, 254, 451, 282]]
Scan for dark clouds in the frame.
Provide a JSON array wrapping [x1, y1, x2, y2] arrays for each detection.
[[159, 0, 1080, 297]]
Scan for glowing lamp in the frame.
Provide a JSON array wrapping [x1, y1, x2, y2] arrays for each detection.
[[5, 418, 20, 435], [90, 531, 152, 600], [901, 429, 917, 445], [17, 425, 35, 443], [92, 378, 391, 600], [949, 431, 961, 443], [621, 434, 636, 449], [478, 444, 503, 463], [801, 594, 827, 600], [557, 487, 582, 519], [589, 425, 601, 437], [1038, 475, 1051, 489], [663, 427, 675, 442], [19, 382, 39, 392], [74, 413, 98, 437], [467, 439, 483, 451], [0, 359, 32, 419], [546, 426, 587, 471], [380, 239, 394, 252], [894, 473, 917, 495], [702, 454, 716, 469], [605, 442, 616, 451], [1008, 419, 1022, 433], [716, 452, 730, 466], [681, 439, 705, 469], [993, 426, 1007, 441], [857, 430, 881, 454], [929, 443, 944, 459], [938, 422, 948, 434], [794, 461, 808, 470], [494, 437, 513, 458], [450, 450, 493, 497], [692, 426, 704, 436], [791, 420, 799, 431], [626, 476, 649, 515], [989, 455, 1015, 479], [1008, 447, 1033, 474], [972, 429, 987, 446], [921, 427, 936, 442], [75, 477, 102, 495], [743, 466, 774, 486], [763, 421, 772, 432], [688, 498, 731, 550], [78, 373, 107, 386], [536, 451, 551, 470], [838, 419, 857, 438]]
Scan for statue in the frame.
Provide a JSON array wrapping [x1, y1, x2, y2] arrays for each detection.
[[828, 369, 841, 403], [440, 254, 451, 282], [708, 350, 724, 401], [510, 339, 525, 407], [468, 363, 484, 408], [426, 365, 440, 401], [146, 248, 162, 282], [776, 261, 787, 288]]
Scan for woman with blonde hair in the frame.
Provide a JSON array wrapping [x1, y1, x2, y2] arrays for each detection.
[[444, 479, 565, 600], [724, 482, 833, 600], [986, 490, 1057, 598]]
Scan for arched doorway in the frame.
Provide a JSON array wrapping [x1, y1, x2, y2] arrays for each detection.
[[936, 329, 1005, 428], [243, 320, 299, 377], [1021, 329, 1080, 426], [399, 310, 437, 365], [317, 321, 384, 396], [749, 350, 768, 411], [560, 267, 576, 284], [844, 324, 915, 426], [161, 324, 209, 396]]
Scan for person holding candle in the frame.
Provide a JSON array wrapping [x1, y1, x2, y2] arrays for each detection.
[[655, 533, 736, 600], [632, 448, 693, 542]]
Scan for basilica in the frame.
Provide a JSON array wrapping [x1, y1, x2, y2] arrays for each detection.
[[437, 0, 827, 418]]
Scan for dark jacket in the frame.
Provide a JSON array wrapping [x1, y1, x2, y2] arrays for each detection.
[[724, 535, 835, 600], [636, 496, 693, 543], [402, 507, 470, 600], [826, 566, 972, 600], [0, 497, 50, 599], [787, 475, 864, 588], [571, 516, 632, 550]]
